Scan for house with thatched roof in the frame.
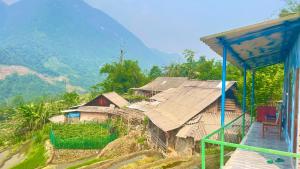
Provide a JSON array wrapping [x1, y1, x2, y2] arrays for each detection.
[[132, 77, 188, 97], [144, 80, 249, 155], [61, 92, 129, 123]]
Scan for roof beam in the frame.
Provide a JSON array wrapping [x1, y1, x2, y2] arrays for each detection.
[[226, 19, 300, 45], [218, 37, 250, 69], [254, 60, 284, 69], [245, 52, 284, 69]]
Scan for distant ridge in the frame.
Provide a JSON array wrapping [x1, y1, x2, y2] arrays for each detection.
[[0, 0, 178, 101]]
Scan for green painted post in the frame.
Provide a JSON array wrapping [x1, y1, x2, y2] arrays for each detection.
[[250, 70, 255, 124], [220, 128, 225, 169], [201, 140, 206, 169], [242, 65, 247, 138]]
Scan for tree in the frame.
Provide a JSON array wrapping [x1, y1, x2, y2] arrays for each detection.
[[280, 0, 300, 17], [96, 59, 147, 94], [61, 92, 80, 107], [16, 102, 50, 133], [148, 66, 162, 80], [183, 49, 197, 79]]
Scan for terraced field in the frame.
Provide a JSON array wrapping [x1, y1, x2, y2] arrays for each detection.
[[69, 150, 201, 169]]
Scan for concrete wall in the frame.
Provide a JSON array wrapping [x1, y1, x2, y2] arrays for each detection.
[[80, 112, 108, 122]]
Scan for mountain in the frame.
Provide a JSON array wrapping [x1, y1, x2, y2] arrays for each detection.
[[0, 0, 178, 101]]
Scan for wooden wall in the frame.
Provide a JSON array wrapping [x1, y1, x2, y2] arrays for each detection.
[[85, 95, 113, 107]]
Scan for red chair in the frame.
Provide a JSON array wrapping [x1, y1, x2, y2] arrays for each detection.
[[262, 111, 281, 139]]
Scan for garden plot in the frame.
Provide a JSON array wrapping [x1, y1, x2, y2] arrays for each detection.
[[50, 123, 118, 149]]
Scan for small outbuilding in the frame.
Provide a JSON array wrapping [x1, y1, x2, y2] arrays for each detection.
[[84, 91, 129, 108], [61, 92, 129, 123]]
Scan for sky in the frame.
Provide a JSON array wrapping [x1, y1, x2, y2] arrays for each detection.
[[85, 0, 288, 59]]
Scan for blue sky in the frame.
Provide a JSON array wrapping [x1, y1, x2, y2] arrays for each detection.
[[86, 0, 288, 59]]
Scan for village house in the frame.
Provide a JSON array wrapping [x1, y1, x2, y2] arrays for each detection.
[[50, 92, 129, 123], [144, 80, 248, 155], [132, 77, 188, 97]]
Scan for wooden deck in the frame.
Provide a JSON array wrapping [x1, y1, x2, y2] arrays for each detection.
[[224, 122, 294, 169]]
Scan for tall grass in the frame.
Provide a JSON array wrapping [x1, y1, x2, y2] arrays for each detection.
[[11, 143, 46, 169]]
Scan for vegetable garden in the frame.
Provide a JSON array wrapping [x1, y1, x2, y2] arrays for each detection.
[[50, 123, 118, 149]]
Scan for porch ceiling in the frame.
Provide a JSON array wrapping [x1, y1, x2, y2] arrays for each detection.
[[201, 15, 300, 69]]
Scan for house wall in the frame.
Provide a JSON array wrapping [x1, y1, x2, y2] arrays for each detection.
[[79, 112, 108, 122], [175, 137, 194, 155], [282, 33, 300, 168], [148, 121, 167, 151], [85, 96, 114, 107]]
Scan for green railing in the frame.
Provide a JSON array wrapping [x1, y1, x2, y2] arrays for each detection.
[[201, 115, 300, 169]]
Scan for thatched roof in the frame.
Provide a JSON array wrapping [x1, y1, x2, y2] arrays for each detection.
[[62, 106, 114, 113], [145, 80, 236, 131], [133, 77, 188, 92], [101, 92, 129, 108]]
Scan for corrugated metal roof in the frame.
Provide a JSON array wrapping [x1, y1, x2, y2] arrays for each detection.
[[201, 15, 300, 69], [144, 80, 236, 131], [127, 101, 160, 112], [102, 92, 129, 108], [134, 77, 188, 92], [176, 112, 247, 141], [149, 88, 178, 102], [62, 106, 114, 113]]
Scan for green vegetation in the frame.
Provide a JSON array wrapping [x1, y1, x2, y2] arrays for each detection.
[[91, 57, 148, 95], [122, 93, 147, 103], [0, 74, 65, 102], [11, 143, 47, 169], [67, 157, 107, 169], [280, 0, 300, 17], [0, 92, 82, 146], [50, 123, 118, 149], [52, 123, 110, 139]]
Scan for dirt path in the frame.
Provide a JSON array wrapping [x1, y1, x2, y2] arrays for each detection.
[[44, 155, 97, 169], [0, 149, 11, 167], [0, 141, 31, 169], [81, 150, 162, 169], [107, 155, 146, 169], [1, 152, 25, 169]]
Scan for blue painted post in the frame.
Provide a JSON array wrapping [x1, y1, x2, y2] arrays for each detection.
[[242, 65, 247, 138], [220, 45, 227, 168], [250, 70, 255, 124]]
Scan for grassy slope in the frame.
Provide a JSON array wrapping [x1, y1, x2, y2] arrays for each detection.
[[0, 74, 65, 102], [11, 143, 47, 169]]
